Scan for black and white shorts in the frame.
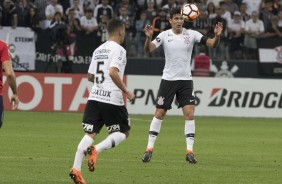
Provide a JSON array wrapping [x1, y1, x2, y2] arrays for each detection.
[[156, 79, 195, 110], [82, 100, 130, 134]]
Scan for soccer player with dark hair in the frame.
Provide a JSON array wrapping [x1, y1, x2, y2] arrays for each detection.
[[142, 7, 223, 164], [69, 19, 135, 184], [0, 40, 19, 128]]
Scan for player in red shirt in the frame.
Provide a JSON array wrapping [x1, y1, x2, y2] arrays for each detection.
[[0, 40, 19, 128]]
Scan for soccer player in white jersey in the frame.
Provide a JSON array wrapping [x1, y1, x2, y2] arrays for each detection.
[[142, 7, 223, 164], [69, 19, 135, 184]]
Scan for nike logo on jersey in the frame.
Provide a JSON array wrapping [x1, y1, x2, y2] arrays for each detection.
[[168, 39, 173, 42]]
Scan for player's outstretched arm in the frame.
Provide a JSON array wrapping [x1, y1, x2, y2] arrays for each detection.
[[206, 22, 223, 48], [144, 24, 156, 53]]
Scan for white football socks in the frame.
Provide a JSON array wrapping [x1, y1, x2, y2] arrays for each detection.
[[73, 134, 94, 171], [147, 117, 163, 149], [185, 120, 195, 152], [95, 132, 126, 154]]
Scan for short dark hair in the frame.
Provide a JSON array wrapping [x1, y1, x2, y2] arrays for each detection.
[[107, 19, 124, 35], [169, 7, 181, 18]]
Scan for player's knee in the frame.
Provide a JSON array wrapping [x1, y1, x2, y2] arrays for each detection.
[[183, 106, 195, 119], [186, 114, 194, 120], [154, 109, 166, 119], [185, 111, 195, 119], [87, 133, 97, 139], [183, 109, 194, 119]]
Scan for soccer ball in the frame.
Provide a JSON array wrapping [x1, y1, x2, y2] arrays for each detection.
[[181, 4, 199, 22]]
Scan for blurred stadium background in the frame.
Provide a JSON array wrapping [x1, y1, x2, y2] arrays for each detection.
[[1, 0, 282, 183]]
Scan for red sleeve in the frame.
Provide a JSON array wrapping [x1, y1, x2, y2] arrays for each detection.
[[0, 41, 11, 63]]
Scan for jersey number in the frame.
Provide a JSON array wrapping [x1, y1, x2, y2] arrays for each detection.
[[95, 61, 105, 84]]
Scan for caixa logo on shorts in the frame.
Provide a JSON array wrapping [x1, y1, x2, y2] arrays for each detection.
[[82, 123, 94, 132], [107, 124, 120, 133]]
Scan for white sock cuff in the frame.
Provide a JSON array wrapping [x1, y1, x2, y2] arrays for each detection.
[[185, 120, 195, 125], [153, 117, 163, 123], [78, 135, 93, 148], [150, 117, 163, 133], [84, 134, 94, 144], [77, 135, 94, 150], [185, 120, 195, 135]]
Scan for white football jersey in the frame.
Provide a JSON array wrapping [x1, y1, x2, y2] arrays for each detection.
[[152, 28, 203, 80], [88, 41, 127, 106]]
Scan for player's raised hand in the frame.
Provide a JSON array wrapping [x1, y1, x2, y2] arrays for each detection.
[[214, 22, 223, 37], [144, 24, 153, 38]]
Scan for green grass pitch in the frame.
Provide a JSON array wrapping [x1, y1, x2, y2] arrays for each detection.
[[0, 111, 282, 184]]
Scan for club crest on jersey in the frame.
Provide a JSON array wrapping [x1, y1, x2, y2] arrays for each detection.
[[184, 36, 190, 44]]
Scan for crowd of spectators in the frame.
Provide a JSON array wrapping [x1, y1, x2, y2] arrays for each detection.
[[0, 0, 282, 62]]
